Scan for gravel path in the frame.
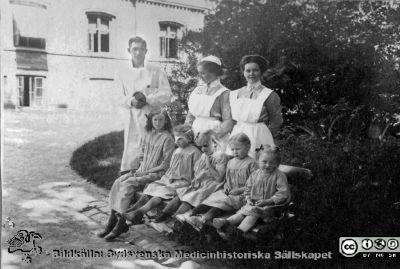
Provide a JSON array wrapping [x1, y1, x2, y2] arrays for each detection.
[[1, 110, 218, 269]]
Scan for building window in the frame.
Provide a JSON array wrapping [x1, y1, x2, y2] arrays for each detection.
[[159, 22, 182, 59], [12, 6, 47, 50], [87, 12, 114, 53], [14, 35, 46, 49], [16, 75, 45, 107]]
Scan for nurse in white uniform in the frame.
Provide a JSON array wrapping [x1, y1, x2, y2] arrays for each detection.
[[227, 55, 283, 159], [185, 56, 234, 151]]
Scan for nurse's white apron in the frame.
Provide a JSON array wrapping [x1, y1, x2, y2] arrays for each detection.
[[188, 86, 229, 150], [227, 87, 274, 159]]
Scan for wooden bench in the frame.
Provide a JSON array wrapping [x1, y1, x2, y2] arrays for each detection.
[[202, 164, 312, 241], [135, 164, 312, 240]]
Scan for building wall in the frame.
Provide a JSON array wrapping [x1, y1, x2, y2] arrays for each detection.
[[1, 0, 208, 111]]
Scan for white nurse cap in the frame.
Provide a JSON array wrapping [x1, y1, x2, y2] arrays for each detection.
[[199, 55, 222, 66]]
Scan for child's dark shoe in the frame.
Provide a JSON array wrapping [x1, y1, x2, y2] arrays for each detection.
[[226, 226, 244, 240], [154, 212, 170, 223], [122, 211, 144, 225], [104, 218, 129, 241], [96, 210, 117, 238]]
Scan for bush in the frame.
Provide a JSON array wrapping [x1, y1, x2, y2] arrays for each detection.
[[182, 0, 400, 137], [167, 133, 400, 268], [279, 136, 400, 241], [70, 131, 123, 189], [256, 136, 400, 267]]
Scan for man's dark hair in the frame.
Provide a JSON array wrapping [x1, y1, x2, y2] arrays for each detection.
[[128, 36, 147, 49]]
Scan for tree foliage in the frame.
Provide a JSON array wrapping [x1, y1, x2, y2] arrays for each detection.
[[175, 0, 400, 139]]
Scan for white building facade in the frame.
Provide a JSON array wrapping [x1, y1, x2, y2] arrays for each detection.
[[1, 0, 209, 110]]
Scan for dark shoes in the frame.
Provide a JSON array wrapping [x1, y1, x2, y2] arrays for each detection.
[[122, 210, 144, 225], [104, 217, 129, 241], [97, 210, 118, 238], [154, 212, 170, 223], [227, 225, 245, 241]]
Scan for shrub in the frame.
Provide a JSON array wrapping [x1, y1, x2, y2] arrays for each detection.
[[183, 0, 400, 137], [70, 131, 123, 189]]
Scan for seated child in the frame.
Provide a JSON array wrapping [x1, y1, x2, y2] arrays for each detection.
[[186, 133, 257, 231], [153, 129, 229, 222], [98, 110, 175, 241], [121, 125, 202, 224], [213, 145, 290, 236]]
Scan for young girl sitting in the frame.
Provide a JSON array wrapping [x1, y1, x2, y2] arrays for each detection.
[[186, 133, 257, 231], [213, 145, 290, 236], [99, 110, 175, 241], [153, 129, 229, 222], [121, 125, 202, 224]]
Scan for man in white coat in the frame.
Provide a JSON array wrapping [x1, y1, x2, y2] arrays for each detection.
[[117, 36, 172, 173]]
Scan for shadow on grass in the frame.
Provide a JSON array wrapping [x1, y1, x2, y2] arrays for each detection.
[[70, 131, 124, 190]]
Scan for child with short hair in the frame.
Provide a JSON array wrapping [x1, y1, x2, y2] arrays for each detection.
[[213, 145, 290, 235], [99, 110, 175, 241], [153, 129, 229, 222], [186, 133, 257, 231], [121, 124, 202, 224]]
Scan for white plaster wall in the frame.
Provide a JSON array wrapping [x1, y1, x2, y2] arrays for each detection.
[[136, 1, 205, 62], [1, 0, 208, 111]]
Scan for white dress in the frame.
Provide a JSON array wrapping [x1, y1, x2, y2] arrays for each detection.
[[186, 80, 232, 151], [227, 84, 275, 159], [117, 61, 172, 171]]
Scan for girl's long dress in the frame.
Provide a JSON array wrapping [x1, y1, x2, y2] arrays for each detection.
[[176, 152, 229, 207], [109, 130, 174, 213], [238, 169, 290, 220], [142, 145, 202, 200], [201, 156, 257, 211]]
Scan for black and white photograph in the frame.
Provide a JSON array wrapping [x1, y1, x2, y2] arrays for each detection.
[[1, 0, 400, 268]]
